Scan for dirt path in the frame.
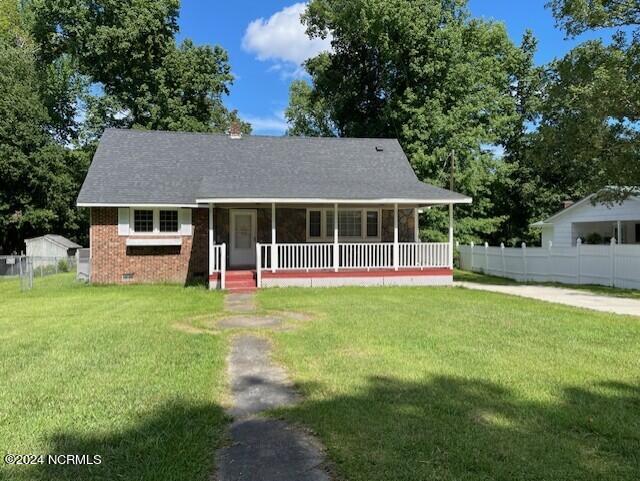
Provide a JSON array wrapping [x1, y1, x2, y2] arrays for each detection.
[[215, 293, 330, 481], [456, 282, 640, 317]]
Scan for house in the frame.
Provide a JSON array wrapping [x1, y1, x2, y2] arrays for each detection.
[[77, 128, 471, 289], [531, 190, 640, 247], [25, 234, 81, 258]]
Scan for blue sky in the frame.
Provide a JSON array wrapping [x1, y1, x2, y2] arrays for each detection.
[[177, 0, 613, 135]]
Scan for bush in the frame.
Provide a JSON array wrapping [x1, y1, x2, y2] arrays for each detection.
[[57, 259, 69, 272], [586, 232, 603, 244]]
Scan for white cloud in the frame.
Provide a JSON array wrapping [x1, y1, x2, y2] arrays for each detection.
[[242, 111, 288, 135], [242, 3, 332, 66]]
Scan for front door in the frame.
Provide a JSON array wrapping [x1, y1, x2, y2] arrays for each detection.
[[230, 209, 257, 267]]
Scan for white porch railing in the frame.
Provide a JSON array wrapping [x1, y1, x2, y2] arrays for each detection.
[[399, 242, 449, 268], [256, 242, 450, 286], [210, 243, 226, 289]]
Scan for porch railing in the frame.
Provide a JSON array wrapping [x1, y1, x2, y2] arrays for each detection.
[[399, 242, 449, 268], [210, 243, 226, 289], [256, 242, 450, 285]]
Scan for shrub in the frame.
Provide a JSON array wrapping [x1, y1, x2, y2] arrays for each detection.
[[586, 232, 603, 244], [57, 259, 69, 272]]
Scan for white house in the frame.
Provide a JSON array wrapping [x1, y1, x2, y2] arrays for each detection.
[[531, 191, 640, 247]]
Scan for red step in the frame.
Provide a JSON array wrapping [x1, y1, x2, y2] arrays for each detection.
[[225, 270, 256, 291]]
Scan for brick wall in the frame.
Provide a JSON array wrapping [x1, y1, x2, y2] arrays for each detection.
[[90, 207, 208, 284]]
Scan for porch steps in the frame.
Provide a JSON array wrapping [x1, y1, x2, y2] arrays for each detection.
[[225, 270, 257, 292]]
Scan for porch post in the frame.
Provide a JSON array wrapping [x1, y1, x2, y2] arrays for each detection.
[[617, 220, 622, 244], [271, 203, 277, 273], [393, 203, 399, 271], [448, 204, 454, 268], [414, 208, 420, 242], [208, 204, 214, 277], [333, 203, 339, 272]]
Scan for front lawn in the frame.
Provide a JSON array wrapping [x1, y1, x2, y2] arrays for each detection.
[[259, 286, 640, 481], [0, 274, 227, 481]]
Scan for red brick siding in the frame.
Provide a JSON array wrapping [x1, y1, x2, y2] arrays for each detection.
[[90, 207, 209, 284]]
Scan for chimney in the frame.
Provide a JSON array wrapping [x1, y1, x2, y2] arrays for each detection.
[[228, 120, 242, 139], [561, 200, 574, 210]]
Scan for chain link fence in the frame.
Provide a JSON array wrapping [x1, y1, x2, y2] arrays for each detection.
[[1, 255, 77, 291]]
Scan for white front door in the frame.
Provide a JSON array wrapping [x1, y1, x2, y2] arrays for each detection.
[[230, 209, 257, 267]]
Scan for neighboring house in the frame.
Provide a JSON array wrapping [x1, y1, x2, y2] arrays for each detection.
[[531, 191, 640, 247], [25, 234, 81, 258], [77, 128, 471, 289]]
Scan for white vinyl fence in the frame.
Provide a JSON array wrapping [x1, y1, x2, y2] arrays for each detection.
[[458, 239, 640, 290]]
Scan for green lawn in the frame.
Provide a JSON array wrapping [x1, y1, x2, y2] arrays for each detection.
[[259, 287, 640, 481], [0, 274, 228, 481], [454, 269, 640, 300], [2, 276, 639, 481]]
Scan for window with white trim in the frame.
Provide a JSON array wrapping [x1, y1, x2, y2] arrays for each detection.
[[159, 210, 179, 232], [308, 210, 322, 239], [307, 208, 381, 241], [133, 210, 154, 233], [131, 208, 180, 234]]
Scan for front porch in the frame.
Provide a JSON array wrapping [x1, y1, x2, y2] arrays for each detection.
[[207, 202, 454, 289]]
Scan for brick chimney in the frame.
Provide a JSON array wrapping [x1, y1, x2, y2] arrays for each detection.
[[561, 200, 574, 210]]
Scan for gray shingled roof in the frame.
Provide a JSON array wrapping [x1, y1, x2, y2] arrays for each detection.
[[26, 234, 82, 249], [77, 129, 471, 205]]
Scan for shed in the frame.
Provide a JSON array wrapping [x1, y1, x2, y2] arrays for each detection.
[[25, 235, 82, 258]]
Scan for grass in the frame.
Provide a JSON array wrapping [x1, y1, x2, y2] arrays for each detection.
[[259, 286, 640, 481], [0, 274, 228, 481], [454, 269, 640, 300], [2, 275, 639, 480]]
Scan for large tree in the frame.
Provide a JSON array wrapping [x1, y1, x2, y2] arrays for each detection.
[[286, 0, 528, 242], [29, 0, 248, 138], [535, 0, 640, 201], [0, 2, 89, 252]]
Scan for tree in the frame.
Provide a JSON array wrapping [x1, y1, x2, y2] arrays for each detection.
[[288, 0, 525, 242], [29, 0, 248, 137], [548, 0, 640, 35], [535, 0, 640, 201], [0, 4, 89, 252], [285, 79, 336, 136]]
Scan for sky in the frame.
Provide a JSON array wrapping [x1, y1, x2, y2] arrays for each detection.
[[176, 0, 615, 136]]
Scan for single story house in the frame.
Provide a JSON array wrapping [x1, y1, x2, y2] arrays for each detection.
[[25, 234, 81, 258], [531, 191, 640, 247], [77, 128, 471, 290]]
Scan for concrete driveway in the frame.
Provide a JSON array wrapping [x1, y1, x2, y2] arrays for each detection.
[[456, 282, 640, 317]]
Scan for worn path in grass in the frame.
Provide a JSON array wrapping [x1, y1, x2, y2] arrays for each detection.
[[456, 281, 640, 316], [215, 293, 330, 481]]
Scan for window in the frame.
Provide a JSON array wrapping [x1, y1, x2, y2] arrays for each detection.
[[159, 210, 178, 232], [308, 210, 322, 238], [339, 210, 362, 237], [636, 223, 640, 243], [308, 208, 381, 241], [133, 210, 153, 232], [366, 211, 379, 238]]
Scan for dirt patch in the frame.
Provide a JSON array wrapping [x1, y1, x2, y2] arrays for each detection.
[[171, 322, 214, 335], [217, 315, 284, 329]]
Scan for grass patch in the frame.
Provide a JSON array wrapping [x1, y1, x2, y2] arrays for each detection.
[[259, 286, 640, 481], [455, 269, 640, 300], [0, 274, 228, 481]]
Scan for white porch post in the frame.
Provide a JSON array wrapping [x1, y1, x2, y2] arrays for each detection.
[[617, 220, 622, 244], [208, 204, 214, 277], [448, 204, 454, 268], [414, 208, 420, 242], [271, 203, 277, 273], [393, 203, 399, 271], [333, 203, 339, 272]]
